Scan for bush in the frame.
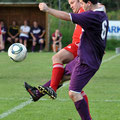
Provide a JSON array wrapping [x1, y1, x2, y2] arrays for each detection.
[[106, 39, 120, 50]]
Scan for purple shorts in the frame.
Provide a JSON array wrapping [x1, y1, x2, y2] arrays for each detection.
[[20, 36, 28, 41], [64, 58, 76, 75], [68, 57, 97, 92]]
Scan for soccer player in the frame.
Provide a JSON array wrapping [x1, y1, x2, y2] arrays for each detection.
[[19, 20, 30, 47], [38, 0, 108, 119], [7, 21, 19, 43], [52, 29, 62, 52], [30, 21, 45, 52], [25, 0, 85, 100], [0, 20, 7, 52]]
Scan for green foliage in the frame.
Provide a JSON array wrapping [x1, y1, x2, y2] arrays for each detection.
[[49, 16, 74, 47], [107, 10, 120, 20], [106, 39, 120, 50]]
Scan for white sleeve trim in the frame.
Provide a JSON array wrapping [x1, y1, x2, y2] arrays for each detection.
[[69, 13, 73, 22]]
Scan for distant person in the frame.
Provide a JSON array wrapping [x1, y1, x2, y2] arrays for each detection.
[[30, 21, 45, 52], [19, 20, 30, 47], [7, 21, 19, 44], [52, 29, 62, 52], [0, 20, 7, 51], [0, 23, 3, 52]]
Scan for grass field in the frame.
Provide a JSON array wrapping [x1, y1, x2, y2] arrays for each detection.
[[0, 51, 120, 120]]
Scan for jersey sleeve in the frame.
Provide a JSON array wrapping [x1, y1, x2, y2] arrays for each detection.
[[70, 11, 96, 30], [52, 33, 55, 37]]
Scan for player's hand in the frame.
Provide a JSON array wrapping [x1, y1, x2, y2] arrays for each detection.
[[39, 3, 49, 12]]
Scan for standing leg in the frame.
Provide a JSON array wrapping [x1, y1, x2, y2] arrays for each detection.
[[69, 62, 97, 120]]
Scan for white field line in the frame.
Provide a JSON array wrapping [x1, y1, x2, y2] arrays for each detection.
[[0, 97, 120, 103], [0, 54, 120, 119], [0, 100, 32, 119], [102, 53, 120, 64]]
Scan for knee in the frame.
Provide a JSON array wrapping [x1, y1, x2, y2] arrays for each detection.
[[52, 54, 59, 62], [69, 91, 83, 102]]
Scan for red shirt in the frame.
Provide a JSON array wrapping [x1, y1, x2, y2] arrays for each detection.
[[52, 32, 62, 41], [72, 8, 84, 44]]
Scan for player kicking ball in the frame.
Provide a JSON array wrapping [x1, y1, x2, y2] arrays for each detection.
[[25, 0, 108, 119]]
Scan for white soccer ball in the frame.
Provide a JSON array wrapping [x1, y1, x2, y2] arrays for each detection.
[[8, 43, 27, 62]]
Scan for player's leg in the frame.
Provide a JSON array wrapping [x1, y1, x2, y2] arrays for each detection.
[[38, 43, 78, 98], [58, 42, 62, 51], [69, 61, 97, 120], [7, 37, 13, 44], [24, 39, 27, 47], [39, 38, 44, 52], [32, 39, 37, 52], [0, 34, 2, 50], [24, 60, 73, 101], [15, 37, 19, 43], [50, 48, 74, 92], [19, 37, 23, 44]]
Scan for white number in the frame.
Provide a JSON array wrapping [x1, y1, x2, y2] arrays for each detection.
[[101, 20, 107, 40]]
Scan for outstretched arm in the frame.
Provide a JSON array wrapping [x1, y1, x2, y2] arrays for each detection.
[[39, 3, 71, 21]]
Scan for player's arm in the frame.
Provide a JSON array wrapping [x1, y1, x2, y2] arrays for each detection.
[[30, 33, 36, 41], [39, 3, 71, 21], [39, 30, 45, 38]]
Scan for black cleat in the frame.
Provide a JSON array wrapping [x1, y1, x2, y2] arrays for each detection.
[[24, 82, 40, 102], [38, 86, 57, 99]]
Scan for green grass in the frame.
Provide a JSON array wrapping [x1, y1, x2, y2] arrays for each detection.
[[0, 51, 120, 120]]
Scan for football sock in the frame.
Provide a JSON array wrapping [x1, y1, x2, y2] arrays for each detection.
[[39, 43, 43, 51], [74, 99, 91, 120], [32, 46, 35, 52], [37, 80, 63, 98], [50, 63, 64, 92], [81, 91, 92, 119]]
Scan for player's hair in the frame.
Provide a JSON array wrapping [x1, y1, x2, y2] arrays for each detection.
[[83, 0, 98, 4]]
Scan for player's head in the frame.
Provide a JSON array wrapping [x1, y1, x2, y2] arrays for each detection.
[[12, 20, 17, 26], [68, 0, 82, 13], [33, 21, 38, 28], [24, 20, 28, 26], [79, 0, 98, 11], [55, 29, 60, 34], [0, 20, 4, 27]]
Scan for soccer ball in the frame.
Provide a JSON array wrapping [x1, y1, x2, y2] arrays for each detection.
[[8, 43, 27, 62]]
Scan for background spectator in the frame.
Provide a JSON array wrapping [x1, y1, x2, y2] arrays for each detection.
[[7, 20, 19, 44], [0, 23, 3, 52], [30, 21, 45, 52], [0, 20, 7, 52], [19, 20, 30, 47], [52, 29, 62, 53]]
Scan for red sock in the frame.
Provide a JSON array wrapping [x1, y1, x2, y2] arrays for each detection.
[[50, 63, 64, 92], [81, 91, 92, 120]]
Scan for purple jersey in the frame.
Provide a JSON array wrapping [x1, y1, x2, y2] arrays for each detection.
[[30, 26, 44, 38], [70, 9, 108, 69], [1, 26, 7, 41]]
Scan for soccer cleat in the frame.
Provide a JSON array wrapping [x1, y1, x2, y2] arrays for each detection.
[[38, 86, 57, 99], [24, 82, 40, 102]]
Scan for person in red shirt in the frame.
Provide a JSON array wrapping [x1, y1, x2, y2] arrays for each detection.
[[52, 29, 62, 52], [25, 1, 93, 119]]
